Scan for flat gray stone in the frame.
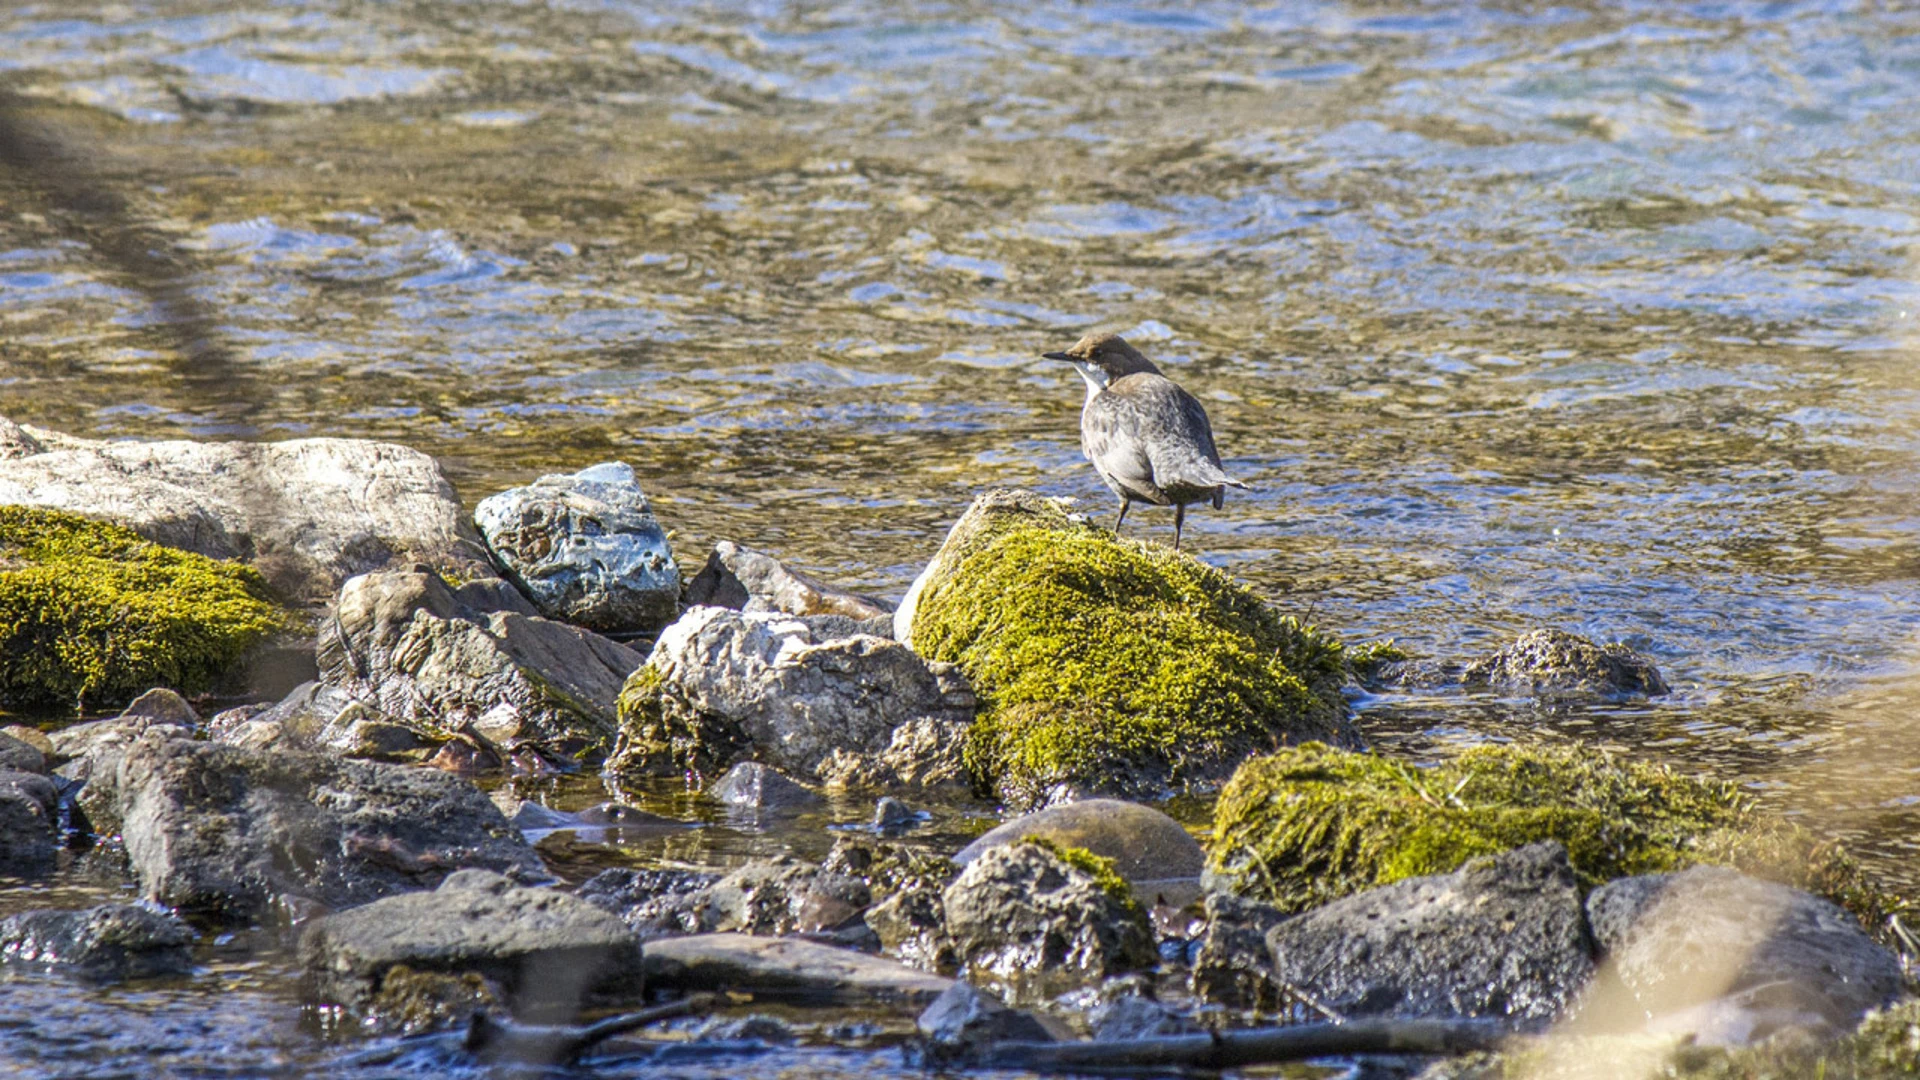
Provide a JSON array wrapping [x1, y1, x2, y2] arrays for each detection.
[[300, 869, 644, 1023], [643, 933, 954, 1003], [685, 540, 891, 622]]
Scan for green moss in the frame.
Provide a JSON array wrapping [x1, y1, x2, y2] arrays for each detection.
[[909, 511, 1355, 806], [1432, 1001, 1920, 1080], [0, 507, 285, 710], [1021, 836, 1138, 912], [1208, 742, 1903, 929], [610, 662, 753, 777]]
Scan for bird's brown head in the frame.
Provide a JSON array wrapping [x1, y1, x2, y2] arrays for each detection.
[[1043, 332, 1161, 386]]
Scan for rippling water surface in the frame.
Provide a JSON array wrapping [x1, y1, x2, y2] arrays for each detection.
[[2, 0, 1919, 1074]]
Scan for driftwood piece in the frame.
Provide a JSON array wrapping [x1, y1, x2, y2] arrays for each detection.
[[974, 1018, 1512, 1073]]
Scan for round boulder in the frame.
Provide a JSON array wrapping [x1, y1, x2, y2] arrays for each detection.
[[953, 798, 1203, 906]]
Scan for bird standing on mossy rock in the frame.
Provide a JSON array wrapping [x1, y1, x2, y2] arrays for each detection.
[[1044, 332, 1247, 551]]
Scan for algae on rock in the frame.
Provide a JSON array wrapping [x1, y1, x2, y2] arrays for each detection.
[[1208, 742, 1895, 929], [0, 506, 284, 709], [905, 489, 1358, 808]]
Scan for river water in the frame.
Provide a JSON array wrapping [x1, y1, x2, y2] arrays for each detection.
[[1, 0, 1918, 1075]]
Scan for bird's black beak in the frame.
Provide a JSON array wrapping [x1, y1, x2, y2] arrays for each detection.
[[1042, 351, 1071, 361]]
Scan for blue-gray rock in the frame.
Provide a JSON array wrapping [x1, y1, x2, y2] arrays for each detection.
[[708, 761, 826, 812], [474, 462, 679, 635], [0, 770, 58, 875], [0, 903, 194, 981]]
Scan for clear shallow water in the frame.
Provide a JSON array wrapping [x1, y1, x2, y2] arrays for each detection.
[[1, 0, 1919, 1073]]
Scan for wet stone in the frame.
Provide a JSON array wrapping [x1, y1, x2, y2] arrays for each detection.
[[0, 770, 58, 876], [1264, 842, 1594, 1027], [1090, 994, 1203, 1041], [873, 796, 919, 833], [0, 904, 194, 981], [109, 731, 544, 923], [299, 869, 645, 1028], [575, 867, 720, 940], [941, 840, 1157, 1005], [708, 761, 826, 811], [474, 461, 680, 635], [916, 981, 1054, 1062], [1189, 891, 1288, 1010], [702, 857, 874, 939], [0, 731, 47, 774]]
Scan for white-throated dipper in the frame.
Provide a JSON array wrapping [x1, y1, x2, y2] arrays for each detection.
[[1043, 332, 1247, 551]]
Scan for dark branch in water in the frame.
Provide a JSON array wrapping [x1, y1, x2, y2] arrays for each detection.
[[463, 994, 715, 1065], [0, 91, 257, 415], [969, 1018, 1513, 1074]]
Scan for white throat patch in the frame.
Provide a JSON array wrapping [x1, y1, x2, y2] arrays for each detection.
[[1070, 359, 1110, 398]]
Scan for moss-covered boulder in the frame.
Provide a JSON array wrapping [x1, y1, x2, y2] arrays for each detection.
[[904, 489, 1359, 808], [0, 506, 284, 709], [1207, 742, 1893, 928]]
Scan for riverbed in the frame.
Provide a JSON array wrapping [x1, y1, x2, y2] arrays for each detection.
[[2, 0, 1918, 1075]]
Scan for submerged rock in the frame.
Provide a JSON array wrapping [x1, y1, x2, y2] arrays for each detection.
[[1205, 741, 1857, 917], [300, 869, 645, 1028], [0, 903, 194, 981], [1463, 629, 1669, 697], [107, 731, 543, 923], [954, 799, 1203, 906], [1579, 866, 1904, 1043], [901, 489, 1360, 808], [0, 770, 58, 875], [211, 681, 432, 763], [1090, 995, 1203, 1040], [941, 839, 1156, 1004], [685, 540, 892, 623], [916, 981, 1053, 1061], [643, 933, 953, 1003], [707, 761, 826, 811], [0, 508, 284, 710], [1265, 842, 1594, 1026], [607, 606, 975, 788], [473, 462, 679, 636], [317, 567, 643, 760], [0, 417, 487, 602]]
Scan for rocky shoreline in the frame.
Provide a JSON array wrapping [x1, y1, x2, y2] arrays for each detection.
[[1, 415, 1915, 1078]]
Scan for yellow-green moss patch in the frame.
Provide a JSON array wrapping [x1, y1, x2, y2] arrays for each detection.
[[0, 506, 284, 709], [910, 509, 1356, 807], [1208, 742, 1898, 929], [1021, 836, 1138, 912]]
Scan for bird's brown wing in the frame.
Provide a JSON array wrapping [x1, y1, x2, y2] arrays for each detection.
[[1083, 389, 1166, 504], [1110, 374, 1245, 494]]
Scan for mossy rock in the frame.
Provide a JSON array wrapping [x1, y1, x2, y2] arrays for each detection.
[[0, 506, 284, 709], [1429, 1000, 1920, 1080], [907, 490, 1358, 808], [1207, 741, 1900, 930]]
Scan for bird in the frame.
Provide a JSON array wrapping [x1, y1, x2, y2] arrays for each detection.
[[1042, 332, 1248, 551]]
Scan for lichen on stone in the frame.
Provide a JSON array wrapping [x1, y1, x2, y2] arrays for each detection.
[[907, 493, 1358, 807], [0, 506, 285, 709], [1207, 741, 1900, 929]]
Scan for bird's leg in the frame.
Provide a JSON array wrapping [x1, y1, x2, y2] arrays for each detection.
[[1174, 503, 1186, 552], [1114, 497, 1131, 536]]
